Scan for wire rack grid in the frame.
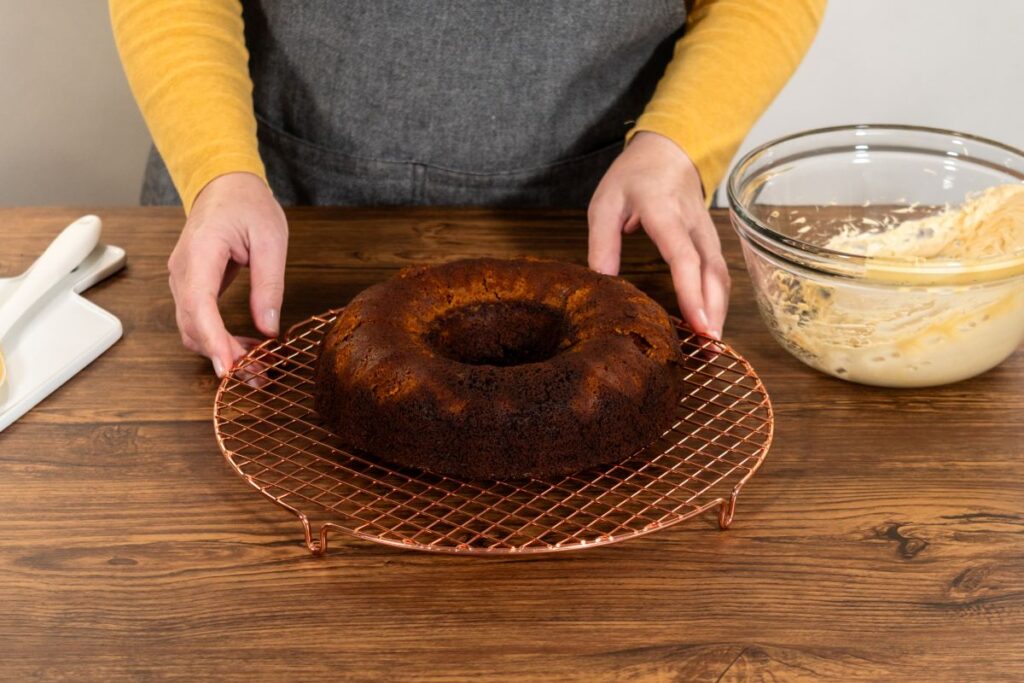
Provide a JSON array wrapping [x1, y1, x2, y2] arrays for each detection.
[[213, 309, 774, 556]]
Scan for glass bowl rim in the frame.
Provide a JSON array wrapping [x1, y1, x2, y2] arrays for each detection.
[[726, 123, 1024, 280]]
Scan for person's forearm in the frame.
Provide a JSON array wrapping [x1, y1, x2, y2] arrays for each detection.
[[109, 0, 266, 213], [631, 0, 827, 200]]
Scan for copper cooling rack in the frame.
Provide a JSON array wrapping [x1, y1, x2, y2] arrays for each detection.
[[214, 310, 774, 556]]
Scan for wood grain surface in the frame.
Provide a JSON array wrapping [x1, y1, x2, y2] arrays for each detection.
[[1, 207, 1021, 682]]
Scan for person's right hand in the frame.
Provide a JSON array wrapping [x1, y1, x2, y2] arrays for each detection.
[[167, 171, 288, 377]]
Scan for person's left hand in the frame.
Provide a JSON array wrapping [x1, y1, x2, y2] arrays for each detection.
[[588, 131, 731, 339]]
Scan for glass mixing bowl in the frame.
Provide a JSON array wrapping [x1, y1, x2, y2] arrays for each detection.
[[728, 124, 1024, 388]]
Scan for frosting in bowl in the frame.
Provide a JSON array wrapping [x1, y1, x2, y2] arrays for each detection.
[[754, 184, 1024, 387]]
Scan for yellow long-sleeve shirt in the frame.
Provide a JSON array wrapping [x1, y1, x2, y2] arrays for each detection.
[[110, 0, 825, 213]]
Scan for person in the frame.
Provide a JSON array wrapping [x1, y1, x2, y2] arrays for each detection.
[[111, 0, 825, 377]]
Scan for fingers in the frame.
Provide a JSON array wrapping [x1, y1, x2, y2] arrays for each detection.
[[232, 336, 270, 388], [642, 211, 712, 337], [169, 173, 289, 377], [622, 214, 642, 235], [587, 193, 626, 276], [249, 224, 288, 337], [219, 260, 241, 297], [589, 130, 729, 340], [690, 214, 731, 339], [235, 335, 264, 350], [589, 194, 725, 339], [171, 218, 287, 377], [171, 238, 240, 377]]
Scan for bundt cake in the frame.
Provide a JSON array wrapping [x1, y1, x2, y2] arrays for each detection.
[[314, 257, 685, 480]]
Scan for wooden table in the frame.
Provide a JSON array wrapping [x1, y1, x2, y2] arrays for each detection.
[[2, 207, 1022, 682]]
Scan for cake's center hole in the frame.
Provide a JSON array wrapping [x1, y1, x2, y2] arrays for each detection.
[[427, 301, 568, 366]]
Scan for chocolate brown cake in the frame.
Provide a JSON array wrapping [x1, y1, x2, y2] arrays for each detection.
[[314, 257, 685, 480]]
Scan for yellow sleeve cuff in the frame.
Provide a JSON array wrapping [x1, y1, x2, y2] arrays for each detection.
[[180, 152, 267, 214]]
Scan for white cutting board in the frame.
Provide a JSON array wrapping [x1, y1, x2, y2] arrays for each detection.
[[0, 243, 126, 432]]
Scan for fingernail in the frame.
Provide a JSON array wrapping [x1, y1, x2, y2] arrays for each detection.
[[212, 358, 225, 378], [708, 329, 722, 341], [264, 308, 279, 335]]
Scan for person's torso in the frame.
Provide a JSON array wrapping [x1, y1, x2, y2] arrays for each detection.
[[243, 0, 686, 172], [143, 1, 687, 208]]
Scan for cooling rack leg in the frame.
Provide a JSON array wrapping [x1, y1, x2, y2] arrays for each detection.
[[295, 514, 330, 556], [299, 515, 319, 555], [314, 524, 332, 556], [718, 491, 739, 530], [300, 519, 343, 557]]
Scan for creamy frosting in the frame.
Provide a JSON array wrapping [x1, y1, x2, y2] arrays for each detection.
[[826, 183, 1024, 261], [755, 184, 1024, 387]]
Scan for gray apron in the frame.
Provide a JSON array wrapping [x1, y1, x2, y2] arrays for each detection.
[[143, 0, 687, 208]]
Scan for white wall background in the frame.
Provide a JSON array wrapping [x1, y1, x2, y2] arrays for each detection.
[[0, 0, 150, 205], [0, 0, 1021, 206], [713, 0, 1024, 204]]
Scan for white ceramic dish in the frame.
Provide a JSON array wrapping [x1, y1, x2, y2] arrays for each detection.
[[0, 243, 125, 431]]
